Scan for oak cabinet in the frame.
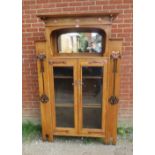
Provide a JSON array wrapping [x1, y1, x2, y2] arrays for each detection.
[[35, 13, 122, 144]]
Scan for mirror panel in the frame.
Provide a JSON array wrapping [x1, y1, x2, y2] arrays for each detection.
[[58, 32, 103, 54]]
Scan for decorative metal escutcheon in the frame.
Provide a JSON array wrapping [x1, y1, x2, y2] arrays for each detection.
[[40, 94, 49, 103], [109, 96, 119, 105], [37, 53, 46, 61]]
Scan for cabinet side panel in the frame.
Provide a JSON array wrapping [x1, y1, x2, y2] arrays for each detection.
[[106, 40, 122, 144], [35, 42, 53, 141]]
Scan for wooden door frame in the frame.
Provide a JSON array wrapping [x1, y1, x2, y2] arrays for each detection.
[[78, 58, 108, 137], [48, 58, 78, 135]]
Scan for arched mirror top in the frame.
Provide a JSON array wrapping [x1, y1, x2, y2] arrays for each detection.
[[51, 27, 106, 55]]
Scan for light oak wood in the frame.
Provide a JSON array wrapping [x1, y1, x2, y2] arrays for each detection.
[[35, 41, 53, 141], [104, 39, 122, 145], [35, 13, 122, 144], [78, 59, 108, 137]]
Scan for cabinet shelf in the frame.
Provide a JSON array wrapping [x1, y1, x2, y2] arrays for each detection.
[[55, 103, 101, 108], [83, 76, 102, 79], [56, 103, 74, 108], [54, 76, 102, 79], [83, 104, 101, 108], [54, 76, 73, 79]]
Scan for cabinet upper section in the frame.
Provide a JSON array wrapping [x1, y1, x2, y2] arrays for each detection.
[[37, 12, 119, 57]]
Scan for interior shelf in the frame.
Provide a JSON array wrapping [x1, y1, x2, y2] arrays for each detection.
[[54, 76, 102, 79], [83, 76, 102, 79], [54, 76, 73, 79], [55, 103, 74, 108], [55, 103, 101, 108], [83, 104, 101, 108]]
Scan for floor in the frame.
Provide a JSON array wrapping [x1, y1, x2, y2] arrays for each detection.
[[22, 137, 133, 155]]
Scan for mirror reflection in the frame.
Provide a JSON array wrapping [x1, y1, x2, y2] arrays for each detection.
[[58, 32, 103, 54]]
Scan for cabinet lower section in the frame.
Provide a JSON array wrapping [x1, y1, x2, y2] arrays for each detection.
[[38, 57, 118, 145]]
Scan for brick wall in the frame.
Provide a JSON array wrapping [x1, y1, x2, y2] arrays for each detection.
[[22, 0, 133, 126]]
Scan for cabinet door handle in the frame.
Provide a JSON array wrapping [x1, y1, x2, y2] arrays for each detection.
[[77, 80, 84, 86], [72, 81, 83, 86]]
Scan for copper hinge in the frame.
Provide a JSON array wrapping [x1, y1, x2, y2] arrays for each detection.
[[37, 53, 46, 72], [37, 53, 48, 104], [109, 51, 121, 105], [37, 53, 46, 60]]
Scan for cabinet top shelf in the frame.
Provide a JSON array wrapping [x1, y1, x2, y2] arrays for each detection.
[[37, 12, 119, 20]]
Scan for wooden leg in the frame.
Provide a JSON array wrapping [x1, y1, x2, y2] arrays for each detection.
[[103, 137, 111, 145], [42, 131, 53, 142], [104, 134, 117, 145], [112, 138, 117, 145], [111, 134, 117, 145], [41, 128, 47, 141], [47, 133, 53, 142], [42, 134, 46, 141]]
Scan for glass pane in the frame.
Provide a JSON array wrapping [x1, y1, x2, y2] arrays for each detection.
[[82, 79, 102, 104], [58, 32, 104, 54], [82, 67, 103, 77], [56, 107, 74, 128], [82, 67, 103, 129], [54, 79, 74, 104], [54, 67, 73, 77], [83, 108, 102, 129], [53, 67, 74, 128]]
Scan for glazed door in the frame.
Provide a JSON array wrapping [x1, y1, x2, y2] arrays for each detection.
[[49, 59, 78, 134], [78, 59, 108, 135]]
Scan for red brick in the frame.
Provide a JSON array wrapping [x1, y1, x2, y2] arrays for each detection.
[[69, 2, 82, 6], [89, 6, 102, 11], [96, 1, 109, 5], [56, 3, 68, 7], [123, 0, 133, 3], [83, 1, 95, 5], [112, 28, 123, 33], [42, 3, 56, 8], [63, 7, 75, 11], [76, 6, 89, 11], [110, 0, 123, 4], [63, 0, 75, 2], [102, 5, 116, 9]]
